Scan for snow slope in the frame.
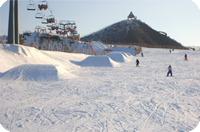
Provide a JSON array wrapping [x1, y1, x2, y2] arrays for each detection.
[[0, 44, 200, 132]]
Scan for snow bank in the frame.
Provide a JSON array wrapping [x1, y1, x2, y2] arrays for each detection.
[[0, 64, 75, 81], [105, 52, 132, 62], [70, 56, 120, 67]]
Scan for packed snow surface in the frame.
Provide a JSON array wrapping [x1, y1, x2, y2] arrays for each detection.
[[0, 44, 200, 132]]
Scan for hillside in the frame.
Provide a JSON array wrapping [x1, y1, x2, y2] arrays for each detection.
[[81, 19, 186, 49]]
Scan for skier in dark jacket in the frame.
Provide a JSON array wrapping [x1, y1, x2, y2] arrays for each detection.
[[136, 59, 139, 67], [167, 65, 172, 76]]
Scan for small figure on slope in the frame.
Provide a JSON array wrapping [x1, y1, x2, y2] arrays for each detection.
[[167, 65, 173, 76], [185, 54, 188, 61], [141, 52, 144, 57], [136, 59, 139, 67]]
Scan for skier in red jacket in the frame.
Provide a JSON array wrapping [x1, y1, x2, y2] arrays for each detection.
[[185, 54, 188, 61]]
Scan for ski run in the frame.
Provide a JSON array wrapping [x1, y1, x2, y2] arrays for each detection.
[[0, 43, 200, 132]]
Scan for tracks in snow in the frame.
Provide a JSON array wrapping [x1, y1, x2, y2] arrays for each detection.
[[142, 76, 194, 130]]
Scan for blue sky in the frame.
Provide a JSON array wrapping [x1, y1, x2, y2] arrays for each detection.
[[0, 0, 200, 47]]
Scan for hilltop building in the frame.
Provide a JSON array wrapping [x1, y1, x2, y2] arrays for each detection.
[[127, 11, 137, 20]]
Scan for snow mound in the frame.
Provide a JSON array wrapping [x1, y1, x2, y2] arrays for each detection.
[[70, 56, 120, 67], [105, 52, 132, 62], [0, 64, 75, 81], [0, 44, 30, 56], [0, 44, 81, 73]]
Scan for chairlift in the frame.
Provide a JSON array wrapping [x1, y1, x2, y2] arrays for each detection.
[[46, 16, 55, 23], [38, 0, 48, 10], [27, 0, 36, 11], [51, 24, 59, 30], [46, 10, 55, 23], [41, 17, 48, 24], [47, 24, 52, 27], [48, 28, 52, 33], [40, 27, 46, 33], [61, 31, 68, 35], [74, 31, 77, 34], [35, 10, 44, 19], [70, 29, 74, 32], [56, 30, 62, 35], [35, 26, 41, 32], [46, 12, 55, 23], [35, 26, 41, 29]]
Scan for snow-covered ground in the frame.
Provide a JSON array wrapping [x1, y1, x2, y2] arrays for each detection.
[[0, 44, 200, 132]]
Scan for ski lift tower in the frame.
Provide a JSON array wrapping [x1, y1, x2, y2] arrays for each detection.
[[59, 20, 71, 52], [59, 20, 70, 37], [68, 21, 75, 37], [7, 0, 19, 44], [67, 21, 80, 41]]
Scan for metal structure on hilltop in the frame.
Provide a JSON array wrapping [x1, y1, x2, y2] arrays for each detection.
[[127, 11, 137, 20]]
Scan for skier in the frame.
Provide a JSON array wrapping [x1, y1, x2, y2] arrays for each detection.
[[167, 65, 172, 76], [185, 54, 188, 61], [136, 59, 139, 67], [141, 52, 144, 57]]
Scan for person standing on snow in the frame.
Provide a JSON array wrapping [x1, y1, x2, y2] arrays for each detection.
[[185, 54, 188, 61], [136, 59, 140, 67], [141, 52, 144, 57], [167, 65, 172, 76]]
